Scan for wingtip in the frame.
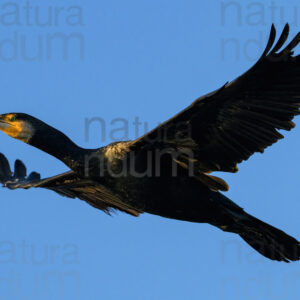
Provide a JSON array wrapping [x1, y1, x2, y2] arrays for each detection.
[[261, 23, 300, 60], [14, 159, 27, 179], [0, 153, 12, 182], [14, 159, 26, 169], [261, 24, 277, 57], [271, 23, 276, 31], [27, 171, 41, 181]]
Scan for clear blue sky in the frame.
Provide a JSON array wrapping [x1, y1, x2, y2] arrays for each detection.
[[0, 0, 300, 299]]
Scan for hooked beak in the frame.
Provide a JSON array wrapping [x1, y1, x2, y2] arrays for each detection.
[[0, 116, 11, 130]]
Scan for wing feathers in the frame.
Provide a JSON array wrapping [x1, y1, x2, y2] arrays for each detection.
[[131, 24, 300, 189], [0, 154, 141, 217], [261, 24, 277, 57], [14, 160, 26, 179], [270, 23, 290, 54]]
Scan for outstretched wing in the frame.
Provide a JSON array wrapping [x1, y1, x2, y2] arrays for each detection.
[[132, 24, 300, 175], [0, 153, 141, 217]]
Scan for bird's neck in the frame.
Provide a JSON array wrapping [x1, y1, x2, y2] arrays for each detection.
[[29, 126, 91, 170]]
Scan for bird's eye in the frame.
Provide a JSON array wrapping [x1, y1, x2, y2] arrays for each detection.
[[10, 116, 16, 122]]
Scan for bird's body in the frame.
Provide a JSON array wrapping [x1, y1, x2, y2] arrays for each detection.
[[1, 24, 300, 262]]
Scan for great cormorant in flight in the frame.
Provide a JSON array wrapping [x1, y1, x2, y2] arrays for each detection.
[[0, 24, 300, 262]]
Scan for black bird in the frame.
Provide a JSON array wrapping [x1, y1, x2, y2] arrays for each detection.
[[1, 24, 300, 262]]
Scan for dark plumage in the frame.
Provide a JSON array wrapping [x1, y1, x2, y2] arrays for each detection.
[[1, 24, 300, 262]]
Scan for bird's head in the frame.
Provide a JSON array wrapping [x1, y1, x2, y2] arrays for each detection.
[[0, 113, 38, 143], [0, 112, 83, 168]]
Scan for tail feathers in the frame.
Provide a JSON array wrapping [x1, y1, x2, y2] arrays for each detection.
[[238, 215, 300, 262]]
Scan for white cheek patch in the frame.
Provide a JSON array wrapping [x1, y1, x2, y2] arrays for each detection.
[[17, 122, 35, 143]]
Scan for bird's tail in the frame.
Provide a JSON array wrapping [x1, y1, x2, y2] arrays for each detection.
[[221, 211, 300, 262]]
